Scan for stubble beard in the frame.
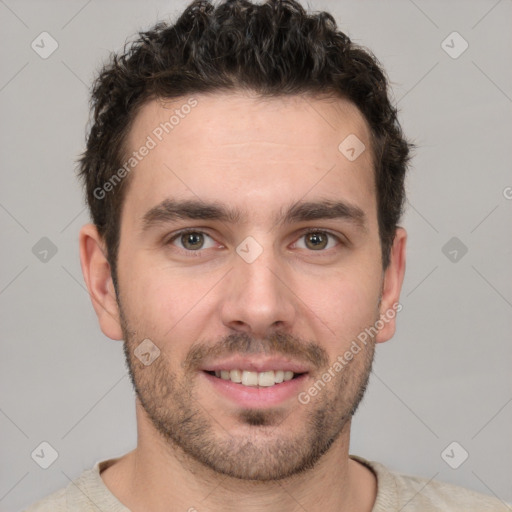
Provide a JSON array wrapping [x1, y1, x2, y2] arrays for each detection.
[[119, 306, 376, 481]]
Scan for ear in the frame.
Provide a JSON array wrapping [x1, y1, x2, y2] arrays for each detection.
[[79, 223, 123, 340], [375, 227, 407, 344]]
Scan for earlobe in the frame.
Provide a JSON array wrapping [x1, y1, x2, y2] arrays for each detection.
[[79, 223, 123, 340], [375, 227, 407, 344]]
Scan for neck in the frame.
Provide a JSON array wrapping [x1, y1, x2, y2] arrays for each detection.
[[101, 405, 376, 512]]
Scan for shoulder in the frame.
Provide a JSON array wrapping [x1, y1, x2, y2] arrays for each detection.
[[391, 470, 509, 511], [23, 487, 67, 512], [350, 454, 510, 511], [23, 458, 129, 512]]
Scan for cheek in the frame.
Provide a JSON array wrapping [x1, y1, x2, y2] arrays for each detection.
[[118, 256, 217, 344], [298, 267, 381, 344]]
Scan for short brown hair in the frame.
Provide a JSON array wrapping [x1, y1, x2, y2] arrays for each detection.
[[79, 0, 412, 284]]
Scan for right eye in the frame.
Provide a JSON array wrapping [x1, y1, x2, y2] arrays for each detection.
[[167, 229, 218, 253]]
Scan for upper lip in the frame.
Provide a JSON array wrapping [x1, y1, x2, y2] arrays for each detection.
[[200, 356, 311, 374]]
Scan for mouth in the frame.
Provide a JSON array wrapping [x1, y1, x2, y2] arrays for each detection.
[[200, 361, 310, 408], [199, 356, 312, 407], [204, 369, 306, 388]]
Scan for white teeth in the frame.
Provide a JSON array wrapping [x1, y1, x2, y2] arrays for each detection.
[[283, 371, 294, 381], [258, 371, 276, 387], [230, 369, 242, 383], [242, 370, 259, 386], [211, 369, 298, 386]]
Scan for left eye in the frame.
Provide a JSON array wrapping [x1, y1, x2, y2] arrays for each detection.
[[294, 231, 340, 251]]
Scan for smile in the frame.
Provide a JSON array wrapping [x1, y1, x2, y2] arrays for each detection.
[[207, 369, 302, 387]]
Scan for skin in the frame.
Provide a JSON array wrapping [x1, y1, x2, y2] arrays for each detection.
[[80, 91, 406, 512]]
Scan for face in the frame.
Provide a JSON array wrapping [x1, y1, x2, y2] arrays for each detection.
[[83, 92, 405, 481]]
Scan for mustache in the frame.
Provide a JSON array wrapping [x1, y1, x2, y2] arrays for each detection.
[[183, 331, 329, 372]]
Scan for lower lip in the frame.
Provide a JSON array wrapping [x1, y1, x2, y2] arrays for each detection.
[[201, 371, 308, 408]]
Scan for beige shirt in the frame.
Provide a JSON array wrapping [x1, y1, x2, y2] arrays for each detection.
[[24, 454, 509, 511]]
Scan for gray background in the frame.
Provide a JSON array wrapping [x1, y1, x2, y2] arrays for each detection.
[[1, 0, 511, 510]]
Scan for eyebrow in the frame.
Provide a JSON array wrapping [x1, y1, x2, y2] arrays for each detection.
[[141, 198, 367, 232]]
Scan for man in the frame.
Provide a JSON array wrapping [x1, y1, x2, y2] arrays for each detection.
[[25, 0, 508, 510]]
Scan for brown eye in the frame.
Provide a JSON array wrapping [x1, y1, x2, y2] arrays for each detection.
[[180, 232, 205, 250], [168, 230, 216, 252], [305, 232, 328, 250], [294, 230, 340, 252]]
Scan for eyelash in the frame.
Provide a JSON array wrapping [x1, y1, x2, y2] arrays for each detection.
[[166, 228, 344, 256]]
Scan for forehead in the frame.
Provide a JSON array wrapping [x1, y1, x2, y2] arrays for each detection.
[[122, 91, 376, 229]]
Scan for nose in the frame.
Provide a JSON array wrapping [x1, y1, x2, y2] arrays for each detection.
[[219, 242, 297, 338]]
